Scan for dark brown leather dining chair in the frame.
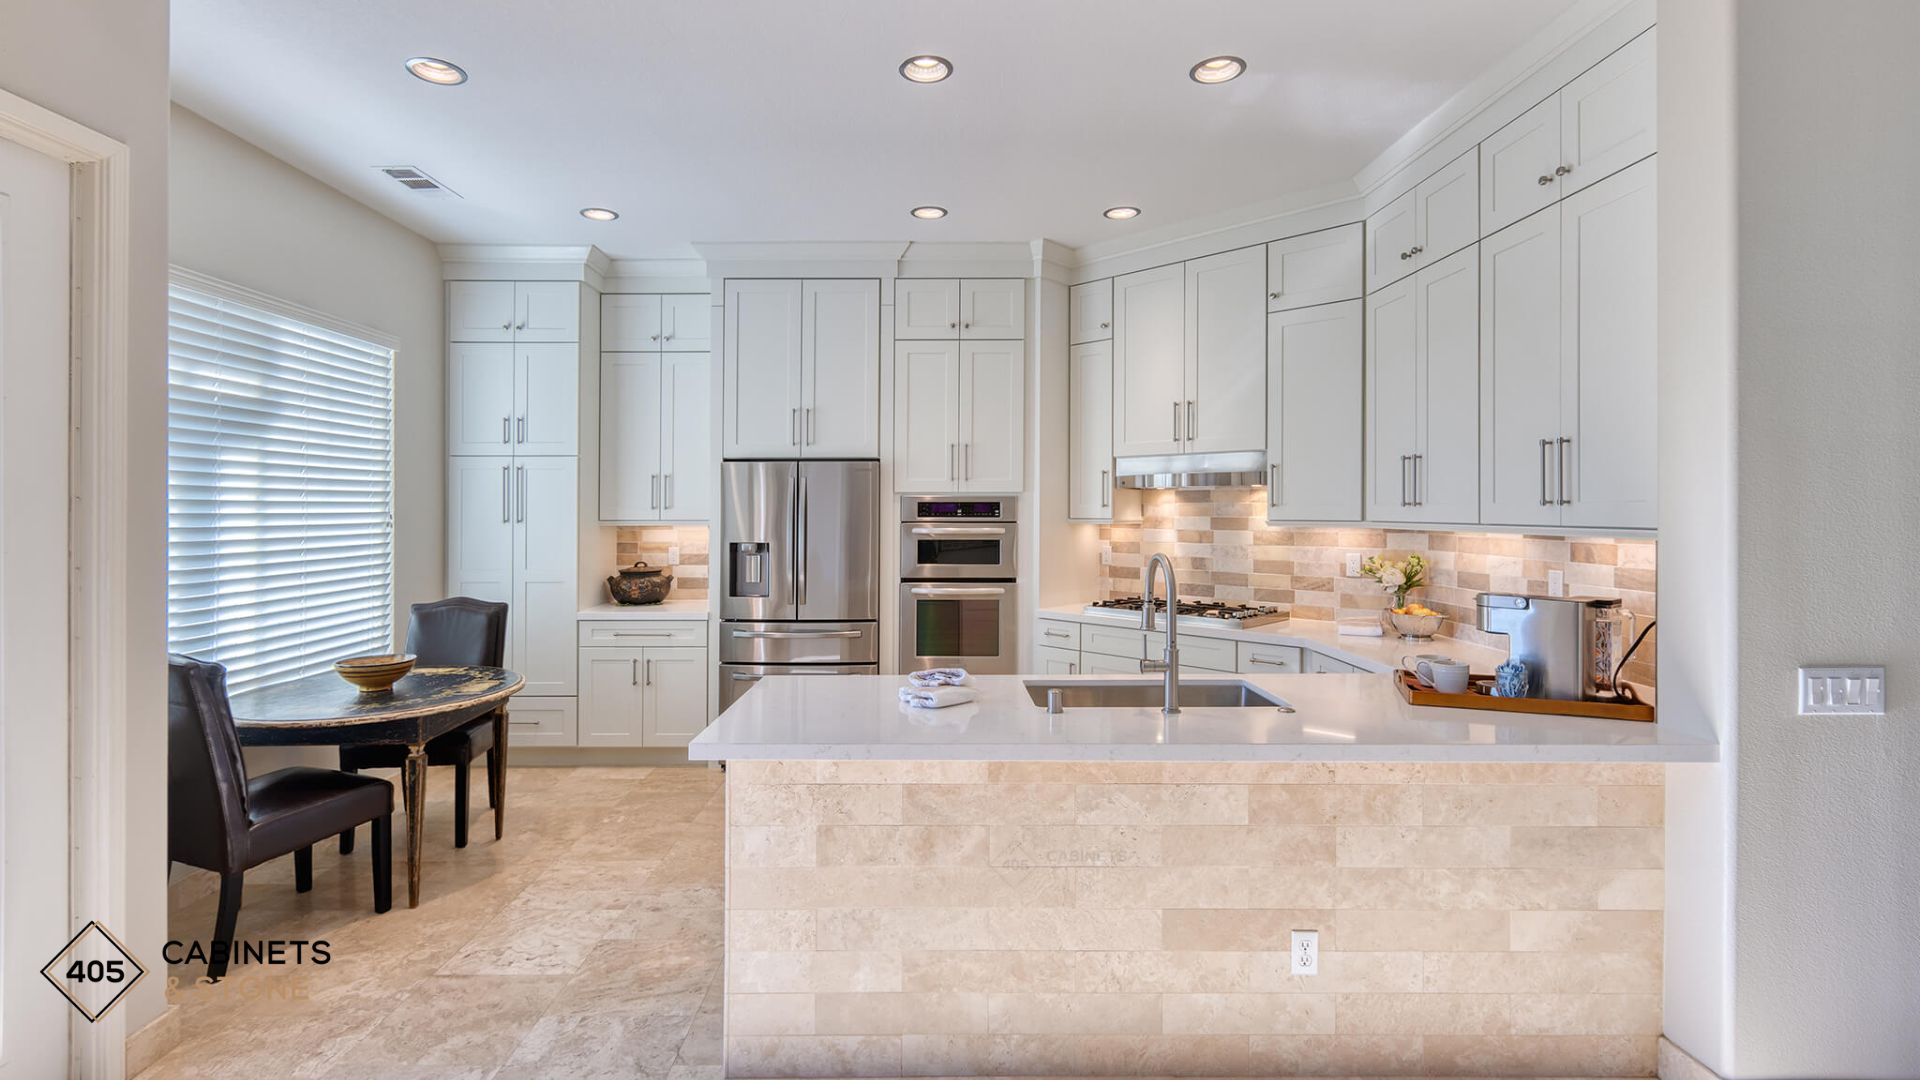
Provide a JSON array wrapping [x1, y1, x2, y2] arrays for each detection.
[[167, 654, 393, 980], [339, 597, 507, 851]]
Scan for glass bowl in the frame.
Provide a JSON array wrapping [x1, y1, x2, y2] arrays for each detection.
[[1381, 609, 1445, 641]]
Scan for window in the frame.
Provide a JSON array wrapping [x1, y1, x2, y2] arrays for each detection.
[[166, 270, 397, 693]]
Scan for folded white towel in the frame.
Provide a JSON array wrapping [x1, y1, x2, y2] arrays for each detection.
[[1336, 618, 1385, 637], [908, 667, 972, 688], [898, 685, 980, 709]]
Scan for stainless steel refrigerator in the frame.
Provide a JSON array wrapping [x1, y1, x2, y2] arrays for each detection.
[[718, 460, 880, 710]]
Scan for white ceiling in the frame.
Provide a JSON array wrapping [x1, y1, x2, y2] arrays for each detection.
[[171, 0, 1584, 260]]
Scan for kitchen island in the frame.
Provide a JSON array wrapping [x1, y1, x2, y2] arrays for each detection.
[[689, 673, 1711, 1079]]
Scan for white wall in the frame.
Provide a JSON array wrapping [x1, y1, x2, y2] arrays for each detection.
[[0, 0, 172, 1039]]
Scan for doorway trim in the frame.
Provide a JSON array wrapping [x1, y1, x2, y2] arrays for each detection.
[[0, 88, 134, 1080]]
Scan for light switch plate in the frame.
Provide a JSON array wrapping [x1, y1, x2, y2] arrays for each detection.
[[1798, 666, 1886, 715], [1289, 929, 1318, 976]]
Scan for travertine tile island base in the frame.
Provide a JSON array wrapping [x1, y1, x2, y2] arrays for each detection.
[[690, 671, 1712, 1078]]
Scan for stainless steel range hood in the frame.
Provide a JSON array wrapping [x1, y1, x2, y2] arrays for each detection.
[[1113, 451, 1267, 490]]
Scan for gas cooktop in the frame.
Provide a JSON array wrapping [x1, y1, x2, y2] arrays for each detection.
[[1083, 597, 1289, 629]]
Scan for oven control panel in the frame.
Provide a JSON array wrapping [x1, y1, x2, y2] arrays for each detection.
[[903, 496, 1017, 522]]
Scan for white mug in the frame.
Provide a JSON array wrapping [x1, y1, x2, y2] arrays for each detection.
[[1405, 654, 1471, 694]]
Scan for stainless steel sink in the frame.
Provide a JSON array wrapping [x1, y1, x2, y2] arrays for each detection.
[[1024, 679, 1295, 711]]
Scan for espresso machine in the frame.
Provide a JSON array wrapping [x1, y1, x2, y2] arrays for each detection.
[[1475, 592, 1634, 701]]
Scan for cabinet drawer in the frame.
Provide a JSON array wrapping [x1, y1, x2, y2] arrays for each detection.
[[1032, 644, 1082, 675], [1035, 619, 1082, 650], [505, 696, 577, 747], [1082, 624, 1149, 660], [578, 620, 706, 647], [1150, 632, 1236, 672], [1082, 653, 1145, 676], [1238, 643, 1304, 673]]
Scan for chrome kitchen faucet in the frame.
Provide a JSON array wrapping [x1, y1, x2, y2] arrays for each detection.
[[1139, 552, 1180, 714]]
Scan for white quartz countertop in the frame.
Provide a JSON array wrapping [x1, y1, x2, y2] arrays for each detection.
[[1038, 605, 1508, 674], [578, 599, 711, 620], [686, 673, 1718, 764]]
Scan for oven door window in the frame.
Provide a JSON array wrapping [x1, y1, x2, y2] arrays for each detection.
[[913, 597, 1002, 658], [914, 536, 1003, 567]]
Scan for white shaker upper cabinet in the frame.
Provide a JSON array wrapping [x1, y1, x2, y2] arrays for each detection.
[[1480, 95, 1563, 238], [723, 279, 804, 457], [959, 279, 1025, 339], [1479, 204, 1565, 527], [1559, 157, 1657, 530], [602, 294, 664, 351], [1265, 300, 1362, 523], [514, 281, 581, 343], [515, 343, 580, 456], [661, 294, 710, 352], [1266, 224, 1362, 312], [448, 281, 517, 342], [800, 279, 881, 458], [958, 339, 1024, 493], [447, 343, 517, 456], [895, 279, 961, 340], [1369, 150, 1479, 292], [1559, 28, 1657, 198], [1069, 340, 1116, 520], [1111, 263, 1186, 457], [1413, 246, 1480, 525], [661, 353, 711, 521], [1184, 246, 1267, 455], [1366, 188, 1420, 294], [893, 340, 963, 492], [599, 353, 664, 521], [1365, 275, 1421, 522], [1069, 279, 1113, 344], [512, 456, 579, 696]]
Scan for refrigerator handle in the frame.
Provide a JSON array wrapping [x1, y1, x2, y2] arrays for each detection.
[[797, 474, 809, 608]]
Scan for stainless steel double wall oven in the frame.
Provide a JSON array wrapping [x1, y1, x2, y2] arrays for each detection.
[[897, 496, 1019, 674]]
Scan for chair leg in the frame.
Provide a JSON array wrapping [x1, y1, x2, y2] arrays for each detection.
[[370, 814, 393, 913], [338, 760, 359, 854], [453, 758, 470, 849], [485, 747, 498, 809], [294, 845, 313, 893], [209, 871, 244, 981]]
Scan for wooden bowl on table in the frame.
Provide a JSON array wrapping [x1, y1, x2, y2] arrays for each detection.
[[333, 653, 417, 693]]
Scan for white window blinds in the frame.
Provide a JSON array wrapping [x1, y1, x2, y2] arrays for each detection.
[[167, 272, 397, 693]]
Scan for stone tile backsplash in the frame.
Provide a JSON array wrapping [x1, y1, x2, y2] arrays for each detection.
[[613, 525, 710, 600], [1099, 488, 1656, 686]]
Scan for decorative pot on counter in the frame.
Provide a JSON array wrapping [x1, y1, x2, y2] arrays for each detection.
[[606, 561, 673, 605]]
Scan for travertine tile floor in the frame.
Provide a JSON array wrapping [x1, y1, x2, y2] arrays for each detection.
[[138, 765, 728, 1080]]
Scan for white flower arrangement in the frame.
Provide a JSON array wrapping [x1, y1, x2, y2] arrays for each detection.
[[1359, 553, 1429, 611]]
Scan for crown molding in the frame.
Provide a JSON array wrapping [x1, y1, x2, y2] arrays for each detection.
[[1070, 184, 1361, 283], [692, 240, 910, 280], [602, 257, 711, 295], [438, 243, 610, 289], [1030, 239, 1076, 286], [897, 240, 1035, 279]]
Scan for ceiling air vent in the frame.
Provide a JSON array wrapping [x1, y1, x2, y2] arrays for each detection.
[[375, 166, 461, 198]]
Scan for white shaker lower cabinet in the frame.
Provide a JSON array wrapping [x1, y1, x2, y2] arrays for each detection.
[[1265, 300, 1362, 523], [505, 697, 577, 749], [578, 642, 710, 748], [512, 457, 579, 696], [1365, 245, 1479, 525], [1032, 645, 1081, 676], [1069, 340, 1117, 520]]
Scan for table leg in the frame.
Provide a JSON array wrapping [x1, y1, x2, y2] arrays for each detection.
[[492, 709, 508, 840], [402, 742, 427, 908]]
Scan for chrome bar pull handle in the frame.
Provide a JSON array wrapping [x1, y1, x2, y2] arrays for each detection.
[[1100, 469, 1108, 508], [502, 416, 511, 444], [517, 416, 526, 444], [502, 465, 511, 523], [1269, 463, 1278, 507], [1172, 401, 1181, 442], [1540, 438, 1554, 506], [517, 465, 527, 522], [791, 407, 799, 446], [1186, 400, 1196, 441], [664, 473, 673, 509], [1557, 437, 1573, 505], [630, 658, 638, 685], [651, 474, 659, 509], [1413, 454, 1424, 507]]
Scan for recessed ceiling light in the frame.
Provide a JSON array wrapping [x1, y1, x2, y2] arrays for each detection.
[[405, 56, 468, 85], [1189, 55, 1246, 84], [1104, 206, 1142, 221], [910, 205, 948, 220], [899, 55, 953, 84], [580, 207, 619, 222]]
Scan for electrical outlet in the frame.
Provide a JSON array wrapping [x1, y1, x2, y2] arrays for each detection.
[[1547, 570, 1565, 597], [1289, 929, 1318, 976], [1799, 666, 1886, 715], [1345, 554, 1364, 578]]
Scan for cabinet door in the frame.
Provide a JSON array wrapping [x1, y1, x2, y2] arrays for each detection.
[[662, 294, 711, 352], [1111, 263, 1187, 456], [1266, 300, 1362, 523], [515, 281, 581, 342], [1415, 149, 1479, 268], [1560, 157, 1657, 530], [1480, 95, 1563, 237], [447, 343, 517, 455], [447, 281, 516, 342], [578, 648, 646, 746], [1414, 246, 1481, 524], [643, 648, 710, 746], [515, 343, 579, 456], [801, 279, 881, 458], [1083, 653, 1143, 676], [506, 697, 578, 748], [598, 353, 662, 522], [601, 294, 663, 351], [1069, 279, 1113, 344], [1305, 652, 1356, 674], [1559, 28, 1657, 197], [723, 279, 804, 457], [514, 457, 578, 696], [1479, 205, 1563, 527], [1366, 187, 1419, 293], [959, 340, 1024, 493], [960, 279, 1025, 339], [447, 456, 515, 605], [1184, 246, 1267, 454], [1266, 223, 1362, 311], [895, 279, 960, 339], [894, 341, 961, 493], [662, 353, 712, 522], [1032, 644, 1081, 675], [1365, 275, 1420, 522], [1069, 341, 1116, 520]]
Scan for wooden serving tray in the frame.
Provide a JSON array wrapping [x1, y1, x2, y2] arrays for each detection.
[[1395, 670, 1656, 723]]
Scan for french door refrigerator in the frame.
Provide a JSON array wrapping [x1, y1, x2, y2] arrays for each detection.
[[718, 460, 880, 710]]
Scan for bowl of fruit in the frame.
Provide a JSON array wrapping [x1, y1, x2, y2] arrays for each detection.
[[1381, 603, 1445, 641]]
